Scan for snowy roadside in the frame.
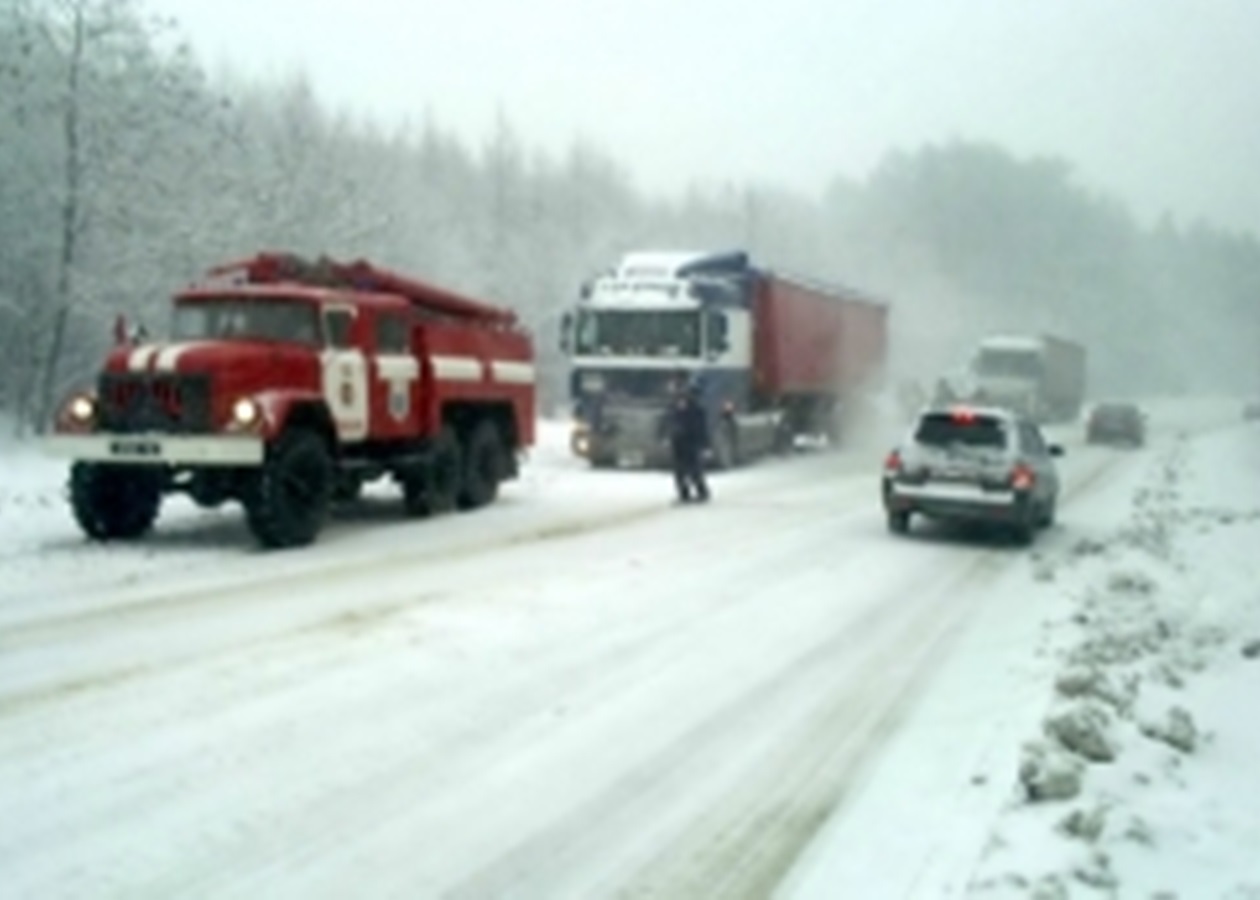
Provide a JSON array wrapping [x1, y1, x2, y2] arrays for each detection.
[[967, 425, 1260, 899], [780, 412, 1259, 900]]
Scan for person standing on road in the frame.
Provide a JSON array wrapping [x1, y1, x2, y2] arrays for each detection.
[[668, 378, 711, 504]]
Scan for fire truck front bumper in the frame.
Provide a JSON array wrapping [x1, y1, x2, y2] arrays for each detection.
[[45, 433, 266, 467]]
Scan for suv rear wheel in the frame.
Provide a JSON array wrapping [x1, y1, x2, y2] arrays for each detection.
[[1009, 510, 1037, 546]]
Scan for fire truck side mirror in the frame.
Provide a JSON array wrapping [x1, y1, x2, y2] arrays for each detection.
[[113, 314, 149, 346]]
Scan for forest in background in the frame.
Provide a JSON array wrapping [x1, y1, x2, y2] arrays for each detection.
[[2, 0, 1258, 435]]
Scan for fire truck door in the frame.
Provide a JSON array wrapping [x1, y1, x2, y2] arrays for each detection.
[[321, 308, 369, 441]]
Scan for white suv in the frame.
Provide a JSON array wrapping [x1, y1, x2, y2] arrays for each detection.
[[882, 406, 1064, 545]]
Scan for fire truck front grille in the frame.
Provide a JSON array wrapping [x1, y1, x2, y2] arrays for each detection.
[[97, 373, 213, 433]]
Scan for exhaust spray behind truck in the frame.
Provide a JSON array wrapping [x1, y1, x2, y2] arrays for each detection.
[[559, 250, 887, 469]]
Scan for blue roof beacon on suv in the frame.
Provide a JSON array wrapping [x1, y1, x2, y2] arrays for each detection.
[[882, 406, 1064, 545]]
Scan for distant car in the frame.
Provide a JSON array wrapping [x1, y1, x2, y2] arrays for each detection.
[[1086, 402, 1146, 446], [882, 406, 1063, 545], [1244, 400, 1260, 422]]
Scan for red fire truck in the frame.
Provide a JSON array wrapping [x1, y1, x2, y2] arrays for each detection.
[[48, 253, 535, 548]]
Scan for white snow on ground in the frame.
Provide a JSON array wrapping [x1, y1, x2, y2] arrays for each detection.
[[782, 400, 1260, 900], [0, 398, 1256, 898]]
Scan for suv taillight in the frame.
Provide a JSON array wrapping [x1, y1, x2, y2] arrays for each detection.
[[884, 449, 902, 474], [1010, 462, 1035, 491]]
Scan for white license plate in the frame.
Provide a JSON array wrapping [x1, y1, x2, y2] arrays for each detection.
[[109, 438, 162, 458], [618, 451, 645, 466]]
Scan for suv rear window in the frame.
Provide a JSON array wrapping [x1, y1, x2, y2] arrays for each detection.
[[914, 412, 1008, 449]]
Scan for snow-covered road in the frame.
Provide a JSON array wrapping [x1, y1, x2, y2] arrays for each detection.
[[0, 400, 1253, 898]]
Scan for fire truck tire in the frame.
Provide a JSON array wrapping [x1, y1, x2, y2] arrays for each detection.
[[402, 428, 461, 517], [332, 473, 363, 504], [459, 420, 503, 510], [245, 428, 333, 548], [69, 462, 162, 540]]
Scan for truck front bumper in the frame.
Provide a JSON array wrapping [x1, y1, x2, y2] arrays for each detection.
[[45, 433, 265, 466]]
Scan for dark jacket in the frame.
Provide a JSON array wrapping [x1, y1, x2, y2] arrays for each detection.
[[668, 390, 710, 455]]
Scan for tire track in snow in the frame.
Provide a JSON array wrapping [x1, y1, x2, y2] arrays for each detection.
[[438, 554, 1007, 900], [0, 451, 863, 638], [0, 441, 1124, 897]]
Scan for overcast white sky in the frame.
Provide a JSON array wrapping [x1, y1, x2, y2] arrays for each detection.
[[147, 0, 1259, 235]]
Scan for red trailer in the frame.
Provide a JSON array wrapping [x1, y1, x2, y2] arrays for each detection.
[[753, 272, 889, 420]]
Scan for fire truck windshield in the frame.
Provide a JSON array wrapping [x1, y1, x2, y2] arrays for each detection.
[[173, 298, 321, 346], [574, 309, 700, 358]]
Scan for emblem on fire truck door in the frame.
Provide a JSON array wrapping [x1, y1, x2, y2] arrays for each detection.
[[389, 381, 409, 420]]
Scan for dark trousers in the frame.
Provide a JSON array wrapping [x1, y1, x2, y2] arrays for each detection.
[[671, 444, 709, 502]]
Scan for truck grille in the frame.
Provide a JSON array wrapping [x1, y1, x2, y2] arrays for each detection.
[[97, 373, 213, 433]]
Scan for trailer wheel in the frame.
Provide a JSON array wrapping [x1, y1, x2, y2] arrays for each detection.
[[403, 427, 461, 517], [459, 420, 503, 510], [245, 428, 333, 549], [70, 462, 162, 540], [711, 421, 739, 470]]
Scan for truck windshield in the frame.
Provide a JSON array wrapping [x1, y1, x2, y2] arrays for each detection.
[[173, 299, 321, 346], [574, 310, 700, 357], [975, 350, 1042, 379]]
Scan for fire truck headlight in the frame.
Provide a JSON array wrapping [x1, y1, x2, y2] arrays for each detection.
[[230, 397, 261, 428], [66, 394, 97, 424]]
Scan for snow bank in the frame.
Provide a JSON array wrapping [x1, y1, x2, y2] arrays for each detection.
[[968, 427, 1260, 898]]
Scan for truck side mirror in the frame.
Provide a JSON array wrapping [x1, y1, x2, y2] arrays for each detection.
[[706, 311, 729, 354], [559, 311, 573, 353]]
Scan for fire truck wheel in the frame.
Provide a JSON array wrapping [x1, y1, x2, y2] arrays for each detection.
[[402, 428, 461, 517], [70, 462, 162, 540], [332, 473, 363, 504], [245, 428, 333, 548], [459, 420, 503, 510]]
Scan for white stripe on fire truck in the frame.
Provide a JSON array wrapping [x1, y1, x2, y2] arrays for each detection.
[[152, 342, 219, 372], [430, 355, 484, 382], [154, 344, 186, 372], [377, 355, 420, 380], [490, 361, 535, 384], [127, 346, 159, 372]]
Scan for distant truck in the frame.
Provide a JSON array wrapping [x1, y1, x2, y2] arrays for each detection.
[[559, 250, 888, 468], [47, 252, 535, 548], [949, 333, 1087, 423]]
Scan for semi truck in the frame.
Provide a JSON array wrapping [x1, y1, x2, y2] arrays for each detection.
[[47, 252, 535, 548], [559, 250, 888, 469], [950, 333, 1087, 423]]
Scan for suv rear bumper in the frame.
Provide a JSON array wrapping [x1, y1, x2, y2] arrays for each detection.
[[883, 479, 1031, 524]]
